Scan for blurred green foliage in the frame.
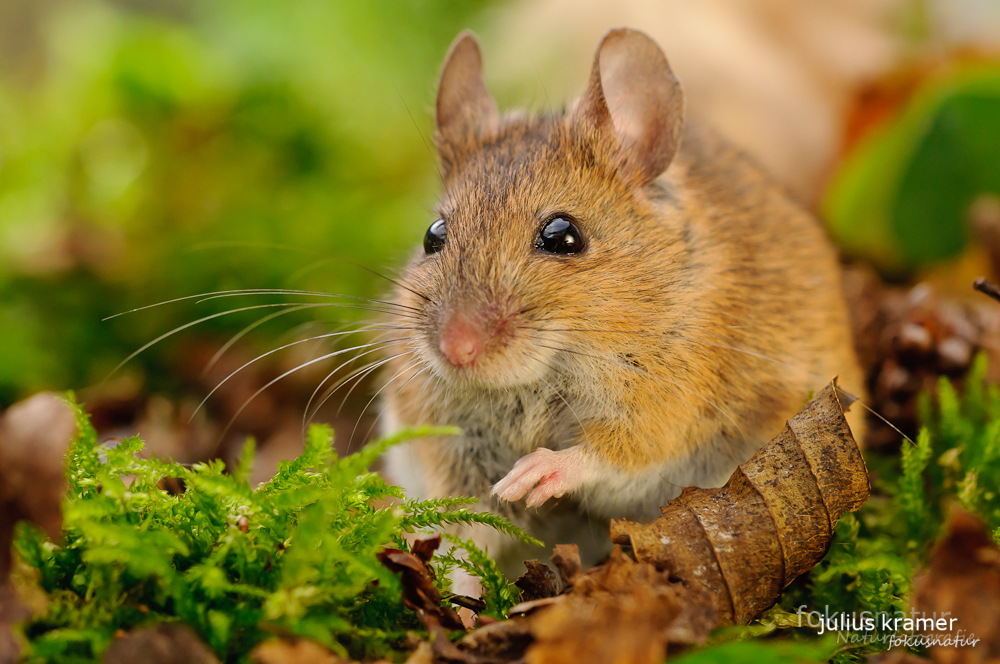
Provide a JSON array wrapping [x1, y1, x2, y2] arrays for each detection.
[[0, 1, 497, 404], [824, 63, 1000, 275]]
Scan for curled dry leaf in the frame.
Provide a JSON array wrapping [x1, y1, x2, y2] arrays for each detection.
[[376, 535, 465, 632], [611, 381, 869, 624], [513, 560, 559, 601], [376, 533, 478, 664], [525, 548, 715, 664], [912, 507, 1000, 664]]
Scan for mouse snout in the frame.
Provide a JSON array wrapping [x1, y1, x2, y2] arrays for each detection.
[[438, 313, 485, 367]]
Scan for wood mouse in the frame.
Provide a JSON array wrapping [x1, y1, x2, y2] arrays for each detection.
[[380, 28, 864, 578]]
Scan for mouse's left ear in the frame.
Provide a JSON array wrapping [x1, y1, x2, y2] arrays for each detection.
[[573, 28, 684, 186], [435, 31, 499, 174]]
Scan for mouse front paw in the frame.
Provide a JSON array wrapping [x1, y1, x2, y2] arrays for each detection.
[[491, 447, 588, 508]]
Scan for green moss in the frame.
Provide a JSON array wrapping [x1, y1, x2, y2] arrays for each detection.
[[14, 398, 538, 663]]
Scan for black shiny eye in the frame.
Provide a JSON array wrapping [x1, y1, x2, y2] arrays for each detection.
[[536, 217, 585, 255], [424, 219, 447, 255]]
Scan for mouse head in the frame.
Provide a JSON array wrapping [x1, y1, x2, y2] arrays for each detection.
[[396, 28, 686, 389]]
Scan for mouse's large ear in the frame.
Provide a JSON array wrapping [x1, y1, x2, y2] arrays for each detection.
[[435, 31, 498, 169], [573, 28, 684, 186]]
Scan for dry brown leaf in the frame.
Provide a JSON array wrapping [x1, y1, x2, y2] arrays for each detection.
[[453, 619, 532, 661], [0, 393, 76, 664], [513, 560, 559, 601], [447, 548, 715, 663], [548, 544, 581, 588], [611, 381, 869, 624], [524, 548, 714, 664], [376, 535, 464, 631], [912, 508, 1000, 664], [0, 392, 76, 579], [102, 624, 220, 664], [526, 591, 674, 664]]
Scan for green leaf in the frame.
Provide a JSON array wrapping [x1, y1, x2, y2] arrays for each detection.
[[825, 64, 1000, 272]]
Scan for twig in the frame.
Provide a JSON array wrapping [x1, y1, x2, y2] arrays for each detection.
[[973, 277, 1000, 304]]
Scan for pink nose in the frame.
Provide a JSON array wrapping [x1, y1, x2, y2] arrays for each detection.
[[439, 315, 483, 367]]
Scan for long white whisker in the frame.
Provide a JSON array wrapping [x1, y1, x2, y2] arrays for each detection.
[[194, 290, 421, 314], [220, 347, 407, 441], [106, 302, 342, 380], [204, 304, 323, 375], [303, 340, 410, 431], [312, 356, 390, 419], [284, 256, 339, 284], [336, 352, 412, 419], [308, 350, 414, 430], [345, 260, 433, 304], [182, 243, 434, 304], [348, 358, 423, 453], [194, 335, 402, 421], [362, 364, 430, 444], [103, 287, 419, 321]]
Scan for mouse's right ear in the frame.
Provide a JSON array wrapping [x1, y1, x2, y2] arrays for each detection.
[[435, 31, 499, 174]]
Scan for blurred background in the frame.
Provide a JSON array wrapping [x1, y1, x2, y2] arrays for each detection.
[[0, 0, 999, 479]]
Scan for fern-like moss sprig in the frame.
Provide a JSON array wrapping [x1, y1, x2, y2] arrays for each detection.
[[14, 402, 536, 663]]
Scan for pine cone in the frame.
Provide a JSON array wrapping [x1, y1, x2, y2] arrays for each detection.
[[843, 265, 1000, 449]]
